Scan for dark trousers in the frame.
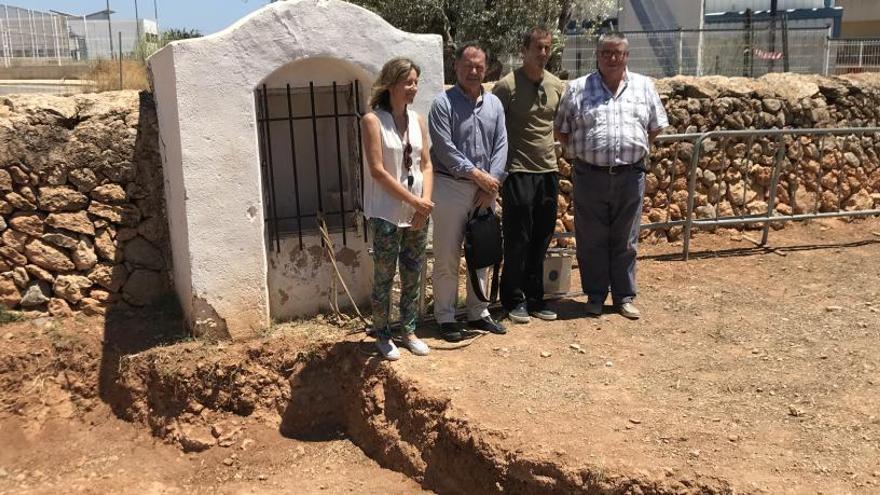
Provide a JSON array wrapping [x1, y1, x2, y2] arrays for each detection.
[[572, 163, 644, 304], [500, 172, 559, 311]]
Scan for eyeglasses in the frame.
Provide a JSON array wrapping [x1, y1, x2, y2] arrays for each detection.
[[403, 140, 414, 190], [599, 49, 628, 59]]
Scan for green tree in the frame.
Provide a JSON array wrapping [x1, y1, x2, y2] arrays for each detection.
[[161, 28, 203, 44], [345, 0, 616, 80]]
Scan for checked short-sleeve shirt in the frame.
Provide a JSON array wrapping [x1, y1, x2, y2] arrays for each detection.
[[554, 70, 668, 167]]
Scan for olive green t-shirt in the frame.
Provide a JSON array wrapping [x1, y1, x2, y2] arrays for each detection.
[[492, 68, 566, 173]]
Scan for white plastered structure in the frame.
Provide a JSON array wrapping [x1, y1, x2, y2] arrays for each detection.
[[148, 0, 443, 339]]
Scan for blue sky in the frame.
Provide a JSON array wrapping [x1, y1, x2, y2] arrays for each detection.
[[18, 0, 270, 34]]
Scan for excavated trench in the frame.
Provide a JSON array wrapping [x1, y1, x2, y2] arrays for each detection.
[[101, 336, 729, 495]]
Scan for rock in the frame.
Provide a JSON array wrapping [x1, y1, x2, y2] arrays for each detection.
[[88, 201, 141, 226], [122, 270, 164, 306], [137, 217, 166, 244], [24, 239, 75, 272], [89, 289, 113, 302], [0, 169, 12, 192], [25, 264, 54, 283], [68, 168, 99, 192], [37, 186, 89, 212], [46, 211, 95, 235], [0, 216, 5, 231], [0, 243, 30, 266], [825, 305, 843, 312], [38, 163, 68, 186], [5, 192, 35, 210], [94, 228, 121, 262], [845, 189, 873, 211], [53, 275, 93, 304], [19, 281, 51, 308], [78, 297, 105, 316], [8, 165, 30, 185], [559, 180, 572, 195], [41, 229, 79, 250], [569, 343, 582, 351], [88, 263, 129, 292], [760, 73, 819, 101], [124, 237, 164, 270], [90, 184, 127, 203], [11, 266, 28, 288], [117, 227, 138, 242], [695, 204, 716, 220], [9, 212, 44, 236], [0, 277, 21, 308], [540, 351, 552, 358], [761, 98, 782, 113], [72, 237, 98, 271], [47, 298, 73, 317], [178, 425, 215, 453], [100, 161, 137, 183], [2, 229, 28, 252]]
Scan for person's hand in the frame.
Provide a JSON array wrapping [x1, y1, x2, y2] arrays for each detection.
[[469, 169, 500, 194], [473, 189, 497, 209], [410, 212, 428, 229], [410, 196, 434, 216]]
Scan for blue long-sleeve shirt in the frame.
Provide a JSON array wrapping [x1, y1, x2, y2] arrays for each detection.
[[428, 85, 508, 183]]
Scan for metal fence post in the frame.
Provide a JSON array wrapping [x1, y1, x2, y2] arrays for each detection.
[[761, 134, 786, 246], [682, 134, 705, 261], [858, 40, 865, 71], [824, 27, 832, 76], [677, 28, 684, 75]]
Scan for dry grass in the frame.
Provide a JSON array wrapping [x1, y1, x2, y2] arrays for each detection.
[[85, 59, 149, 92]]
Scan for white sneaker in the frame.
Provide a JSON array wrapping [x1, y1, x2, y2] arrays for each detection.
[[401, 334, 430, 356], [376, 337, 401, 360]]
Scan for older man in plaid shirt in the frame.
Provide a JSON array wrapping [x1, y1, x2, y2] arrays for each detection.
[[554, 31, 668, 319]]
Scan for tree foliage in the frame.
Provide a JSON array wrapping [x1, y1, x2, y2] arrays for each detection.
[[346, 0, 616, 80]]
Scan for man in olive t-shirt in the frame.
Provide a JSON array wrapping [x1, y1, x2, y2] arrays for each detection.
[[493, 27, 566, 324]]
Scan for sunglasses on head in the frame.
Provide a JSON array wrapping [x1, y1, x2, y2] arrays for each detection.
[[403, 140, 414, 190]]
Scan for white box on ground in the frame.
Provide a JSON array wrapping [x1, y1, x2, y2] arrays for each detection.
[[544, 255, 572, 295]]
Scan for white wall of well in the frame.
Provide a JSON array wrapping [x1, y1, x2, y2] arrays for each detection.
[[149, 0, 443, 338]]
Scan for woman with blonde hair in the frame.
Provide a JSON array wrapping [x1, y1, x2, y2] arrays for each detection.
[[362, 57, 434, 360]]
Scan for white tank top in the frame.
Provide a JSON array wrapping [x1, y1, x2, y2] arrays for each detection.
[[363, 108, 424, 227]]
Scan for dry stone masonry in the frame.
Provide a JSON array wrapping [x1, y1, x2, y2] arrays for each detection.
[[0, 90, 170, 315], [2, 73, 880, 317], [552, 72, 880, 247]]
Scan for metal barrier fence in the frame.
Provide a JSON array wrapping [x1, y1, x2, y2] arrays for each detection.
[[646, 128, 880, 260], [827, 38, 880, 75], [562, 28, 880, 79]]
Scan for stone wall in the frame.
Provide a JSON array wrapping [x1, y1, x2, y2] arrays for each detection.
[[0, 90, 170, 315], [553, 72, 880, 246], [3, 73, 880, 315]]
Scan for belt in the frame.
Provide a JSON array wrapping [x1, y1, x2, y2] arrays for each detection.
[[574, 159, 645, 175]]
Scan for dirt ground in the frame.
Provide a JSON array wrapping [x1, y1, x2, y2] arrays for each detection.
[[1, 218, 879, 494]]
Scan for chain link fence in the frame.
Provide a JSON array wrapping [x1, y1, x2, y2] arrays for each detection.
[[562, 27, 880, 79]]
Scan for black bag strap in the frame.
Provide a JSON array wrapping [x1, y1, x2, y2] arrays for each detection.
[[469, 261, 500, 303]]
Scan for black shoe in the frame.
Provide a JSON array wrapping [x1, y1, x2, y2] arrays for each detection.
[[467, 316, 507, 335], [439, 322, 463, 342]]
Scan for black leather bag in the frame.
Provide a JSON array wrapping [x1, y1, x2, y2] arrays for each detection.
[[464, 208, 503, 303]]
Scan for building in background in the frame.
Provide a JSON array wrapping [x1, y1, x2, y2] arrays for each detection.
[[0, 3, 157, 66], [836, 0, 880, 38]]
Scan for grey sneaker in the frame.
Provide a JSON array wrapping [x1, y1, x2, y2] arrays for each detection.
[[401, 334, 430, 356], [530, 308, 557, 321], [618, 302, 641, 320], [585, 300, 603, 316], [376, 337, 401, 360], [508, 303, 531, 324]]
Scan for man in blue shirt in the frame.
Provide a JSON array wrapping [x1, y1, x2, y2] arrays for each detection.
[[429, 42, 509, 342]]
